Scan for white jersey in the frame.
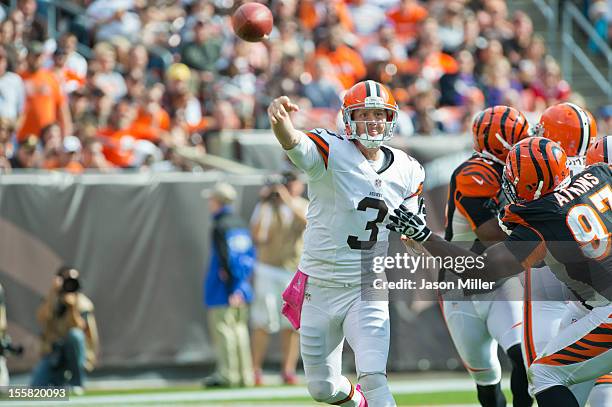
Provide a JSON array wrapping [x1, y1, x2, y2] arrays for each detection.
[[286, 128, 424, 284], [567, 155, 586, 176]]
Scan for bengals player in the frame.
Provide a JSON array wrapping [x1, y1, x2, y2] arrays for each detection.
[[528, 103, 611, 406], [582, 135, 612, 407], [442, 106, 532, 407], [390, 137, 612, 407]]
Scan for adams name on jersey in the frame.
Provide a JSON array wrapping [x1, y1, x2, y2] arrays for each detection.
[[502, 163, 612, 307], [286, 128, 424, 284]]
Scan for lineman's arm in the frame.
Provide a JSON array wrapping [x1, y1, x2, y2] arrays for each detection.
[[474, 218, 509, 245], [387, 206, 524, 281], [422, 234, 523, 280]]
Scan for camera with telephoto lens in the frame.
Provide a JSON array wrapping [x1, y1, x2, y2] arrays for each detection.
[[61, 276, 80, 293], [57, 266, 81, 294], [0, 335, 24, 357], [54, 267, 81, 317], [262, 171, 298, 202]]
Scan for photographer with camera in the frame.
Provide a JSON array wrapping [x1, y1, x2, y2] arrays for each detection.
[[30, 266, 99, 393], [250, 171, 308, 385]]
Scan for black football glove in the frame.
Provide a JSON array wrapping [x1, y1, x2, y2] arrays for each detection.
[[386, 198, 432, 242]]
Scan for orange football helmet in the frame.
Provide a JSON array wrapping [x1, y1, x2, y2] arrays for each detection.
[[536, 102, 597, 157], [472, 106, 530, 164], [586, 136, 612, 165], [503, 137, 570, 203], [342, 80, 399, 148]]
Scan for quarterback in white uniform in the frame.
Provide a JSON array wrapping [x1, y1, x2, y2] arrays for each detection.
[[268, 80, 424, 407]]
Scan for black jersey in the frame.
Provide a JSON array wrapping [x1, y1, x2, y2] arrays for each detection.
[[501, 163, 612, 306]]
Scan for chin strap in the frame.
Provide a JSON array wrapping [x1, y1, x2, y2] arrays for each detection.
[[475, 151, 505, 166], [533, 180, 544, 200]]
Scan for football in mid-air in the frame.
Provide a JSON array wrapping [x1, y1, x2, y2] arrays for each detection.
[[232, 3, 273, 42]]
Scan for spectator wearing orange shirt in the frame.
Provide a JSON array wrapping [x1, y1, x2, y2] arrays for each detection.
[[385, 0, 428, 42], [406, 20, 458, 82], [81, 137, 113, 171], [314, 26, 366, 89], [60, 136, 85, 174], [131, 84, 170, 143], [51, 47, 85, 95], [18, 42, 73, 142], [299, 0, 354, 32], [97, 97, 138, 168]]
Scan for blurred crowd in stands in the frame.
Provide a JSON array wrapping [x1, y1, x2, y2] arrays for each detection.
[[0, 0, 610, 172]]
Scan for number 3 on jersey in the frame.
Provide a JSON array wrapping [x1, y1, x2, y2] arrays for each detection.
[[567, 185, 612, 259], [347, 197, 388, 250]]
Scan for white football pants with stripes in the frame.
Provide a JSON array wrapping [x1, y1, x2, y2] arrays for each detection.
[[523, 265, 612, 406], [439, 276, 523, 385], [530, 304, 612, 398], [299, 276, 396, 406]]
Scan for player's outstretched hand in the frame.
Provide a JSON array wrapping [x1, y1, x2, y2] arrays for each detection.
[[268, 96, 300, 125], [387, 199, 432, 242]]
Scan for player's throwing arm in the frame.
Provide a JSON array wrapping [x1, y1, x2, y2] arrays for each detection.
[[268, 96, 302, 150]]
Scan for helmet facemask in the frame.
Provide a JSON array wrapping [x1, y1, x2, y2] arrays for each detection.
[[343, 96, 398, 149], [502, 173, 521, 204]]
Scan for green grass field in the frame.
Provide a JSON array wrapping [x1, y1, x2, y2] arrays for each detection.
[[1, 374, 516, 406], [57, 385, 513, 406]]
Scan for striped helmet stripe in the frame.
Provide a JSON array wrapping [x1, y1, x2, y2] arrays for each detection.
[[606, 137, 612, 164], [539, 138, 555, 190], [367, 80, 377, 97], [514, 141, 521, 179], [528, 138, 545, 187], [566, 103, 590, 156], [499, 106, 511, 143]]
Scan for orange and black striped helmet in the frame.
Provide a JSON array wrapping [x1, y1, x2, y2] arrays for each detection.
[[536, 102, 597, 157], [503, 137, 570, 203], [586, 135, 612, 165], [472, 106, 530, 164]]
